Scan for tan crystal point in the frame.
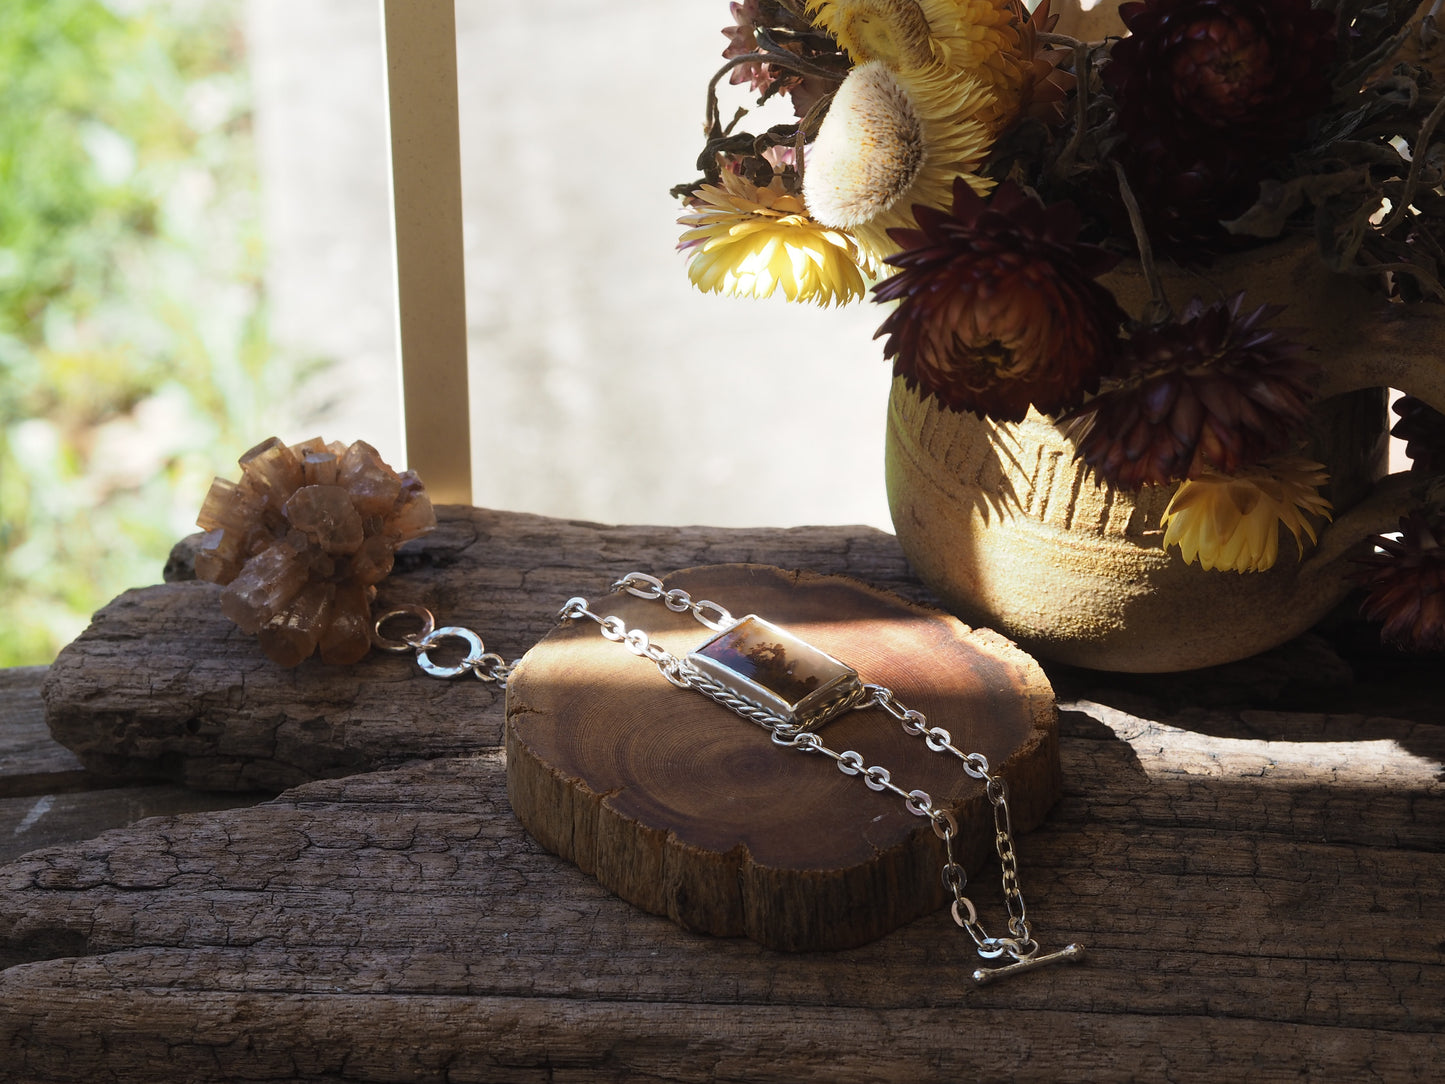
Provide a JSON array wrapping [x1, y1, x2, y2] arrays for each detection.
[[257, 581, 334, 667], [284, 485, 365, 555], [193, 527, 245, 585], [197, 478, 264, 536], [337, 440, 402, 517], [319, 581, 373, 664], [220, 540, 310, 635], [301, 450, 340, 487], [195, 436, 437, 665], [238, 437, 305, 509], [349, 534, 397, 587], [391, 472, 438, 538]]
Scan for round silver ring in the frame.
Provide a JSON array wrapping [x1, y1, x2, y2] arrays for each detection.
[[372, 605, 436, 653], [415, 627, 486, 679]]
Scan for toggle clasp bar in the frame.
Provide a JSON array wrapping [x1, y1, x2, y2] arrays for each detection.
[[971, 943, 1086, 986]]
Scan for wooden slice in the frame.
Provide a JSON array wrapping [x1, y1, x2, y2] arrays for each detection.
[[504, 564, 1059, 952]]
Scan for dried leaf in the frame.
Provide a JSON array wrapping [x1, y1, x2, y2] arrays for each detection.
[[1222, 170, 1371, 237]]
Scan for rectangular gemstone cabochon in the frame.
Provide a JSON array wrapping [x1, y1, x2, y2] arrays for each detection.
[[690, 616, 852, 711]]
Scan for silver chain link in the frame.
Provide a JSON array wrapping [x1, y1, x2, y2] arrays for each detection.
[[869, 683, 1035, 960], [586, 573, 1083, 982], [373, 604, 519, 685], [378, 572, 1083, 983]]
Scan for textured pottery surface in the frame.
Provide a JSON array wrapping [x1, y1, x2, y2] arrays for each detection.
[[886, 239, 1445, 672]]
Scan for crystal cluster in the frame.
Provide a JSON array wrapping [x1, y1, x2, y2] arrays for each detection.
[[194, 436, 436, 666]]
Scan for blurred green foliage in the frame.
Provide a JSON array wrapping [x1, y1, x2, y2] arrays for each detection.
[[1, 0, 295, 664]]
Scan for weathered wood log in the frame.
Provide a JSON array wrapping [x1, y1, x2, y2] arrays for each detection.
[[8, 508, 1443, 1081], [0, 667, 80, 788], [47, 512, 1062, 951], [0, 667, 266, 865], [43, 506, 928, 790], [1, 704, 1440, 1082], [505, 564, 1058, 950]]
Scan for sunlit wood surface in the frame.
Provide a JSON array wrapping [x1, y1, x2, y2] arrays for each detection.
[[2, 506, 1440, 1082]]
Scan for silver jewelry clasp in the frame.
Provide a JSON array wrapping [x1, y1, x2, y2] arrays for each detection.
[[972, 943, 1086, 985]]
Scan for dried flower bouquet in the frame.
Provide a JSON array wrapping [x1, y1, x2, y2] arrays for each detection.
[[673, 0, 1445, 651]]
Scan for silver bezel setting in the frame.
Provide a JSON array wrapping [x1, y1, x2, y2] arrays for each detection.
[[684, 614, 862, 730]]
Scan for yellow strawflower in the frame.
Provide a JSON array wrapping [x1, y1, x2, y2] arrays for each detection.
[[677, 171, 870, 305], [807, 0, 1030, 123], [1161, 456, 1334, 573]]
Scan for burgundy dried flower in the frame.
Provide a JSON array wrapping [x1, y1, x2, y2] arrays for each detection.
[[195, 436, 436, 667], [873, 179, 1125, 422], [1100, 0, 1338, 260], [1356, 512, 1445, 653], [1391, 394, 1445, 473], [1104, 0, 1338, 152], [722, 0, 840, 118], [1108, 143, 1268, 261], [1060, 295, 1319, 488]]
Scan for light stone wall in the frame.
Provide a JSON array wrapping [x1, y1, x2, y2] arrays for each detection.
[[246, 0, 894, 529]]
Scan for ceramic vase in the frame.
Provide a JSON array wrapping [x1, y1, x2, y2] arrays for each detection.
[[884, 237, 1445, 672]]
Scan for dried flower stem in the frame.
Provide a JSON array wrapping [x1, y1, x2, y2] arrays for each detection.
[[1052, 38, 1092, 179], [1346, 256, 1445, 301], [1379, 91, 1445, 236], [1112, 160, 1172, 322], [704, 51, 844, 136], [705, 55, 767, 135]]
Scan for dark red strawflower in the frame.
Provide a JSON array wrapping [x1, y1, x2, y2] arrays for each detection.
[[1060, 294, 1319, 488], [1356, 512, 1445, 653], [1391, 394, 1445, 473], [873, 179, 1125, 422], [1104, 0, 1338, 152], [1100, 0, 1338, 260]]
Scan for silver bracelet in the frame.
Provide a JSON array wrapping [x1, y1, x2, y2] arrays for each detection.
[[376, 570, 1084, 985]]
